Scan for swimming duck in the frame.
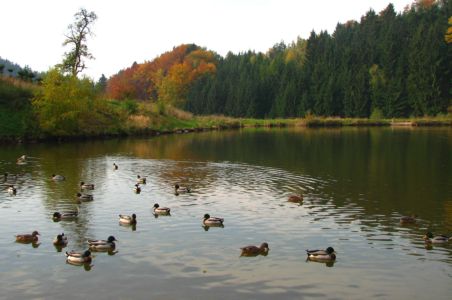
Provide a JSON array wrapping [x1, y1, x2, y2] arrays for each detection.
[[134, 184, 141, 194], [80, 181, 95, 190], [288, 194, 303, 203], [153, 203, 171, 215], [16, 155, 27, 165], [76, 192, 93, 201], [88, 236, 117, 251], [423, 232, 451, 244], [400, 215, 417, 224], [53, 233, 68, 247], [119, 214, 137, 225], [53, 210, 78, 221], [15, 231, 40, 243], [203, 214, 224, 227], [66, 250, 92, 264], [113, 163, 118, 170], [306, 247, 336, 262], [137, 175, 146, 184], [240, 242, 270, 257], [175, 184, 190, 194], [52, 174, 66, 181], [7, 185, 17, 195]]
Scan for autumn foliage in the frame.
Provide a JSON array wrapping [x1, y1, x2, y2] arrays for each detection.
[[106, 44, 217, 107]]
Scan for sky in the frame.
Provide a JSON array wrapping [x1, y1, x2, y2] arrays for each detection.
[[0, 0, 414, 80]]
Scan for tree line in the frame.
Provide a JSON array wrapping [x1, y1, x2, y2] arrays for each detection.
[[184, 1, 451, 118]]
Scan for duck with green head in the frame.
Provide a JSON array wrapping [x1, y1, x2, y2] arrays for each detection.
[[306, 247, 336, 262], [423, 232, 450, 244], [153, 203, 170, 215], [80, 181, 95, 190], [53, 233, 68, 247], [119, 214, 137, 225], [88, 236, 117, 251], [7, 185, 16, 195], [203, 214, 224, 227], [53, 210, 78, 221], [66, 250, 92, 264], [137, 175, 146, 184]]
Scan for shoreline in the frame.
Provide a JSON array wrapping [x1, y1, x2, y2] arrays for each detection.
[[1, 117, 451, 145]]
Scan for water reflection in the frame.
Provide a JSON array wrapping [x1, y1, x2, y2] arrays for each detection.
[[0, 128, 451, 299]]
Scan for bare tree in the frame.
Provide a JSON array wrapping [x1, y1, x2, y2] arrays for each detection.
[[61, 8, 97, 76]]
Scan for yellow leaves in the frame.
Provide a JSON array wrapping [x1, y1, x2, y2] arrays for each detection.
[[446, 16, 452, 44]]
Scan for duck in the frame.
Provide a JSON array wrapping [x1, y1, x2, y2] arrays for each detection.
[[52, 174, 66, 181], [306, 247, 336, 262], [137, 175, 146, 184], [288, 194, 303, 203], [423, 232, 451, 244], [240, 242, 270, 257], [66, 250, 92, 264], [7, 185, 17, 195], [76, 192, 93, 201], [400, 215, 417, 224], [16, 155, 27, 165], [134, 184, 141, 194], [53, 233, 68, 247], [203, 214, 224, 227], [153, 203, 171, 215], [175, 184, 191, 194], [80, 181, 95, 190], [119, 213, 137, 225], [87, 236, 117, 251], [53, 210, 78, 221], [113, 163, 118, 170], [15, 231, 40, 243]]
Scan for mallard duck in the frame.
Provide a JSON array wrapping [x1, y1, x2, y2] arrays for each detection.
[[240, 242, 270, 257], [80, 181, 95, 190], [88, 236, 117, 251], [134, 184, 141, 194], [288, 194, 303, 203], [175, 184, 190, 194], [66, 250, 92, 264], [119, 214, 137, 225], [52, 174, 66, 181], [306, 247, 336, 262], [203, 214, 224, 227], [423, 232, 450, 244], [137, 175, 146, 184], [113, 163, 118, 170], [153, 203, 170, 215], [7, 185, 17, 195], [53, 233, 68, 247], [53, 210, 78, 221], [16, 156, 27, 165], [400, 215, 417, 224], [76, 192, 93, 201], [15, 231, 40, 243]]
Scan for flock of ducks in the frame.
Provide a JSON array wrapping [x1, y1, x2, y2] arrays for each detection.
[[8, 155, 451, 268]]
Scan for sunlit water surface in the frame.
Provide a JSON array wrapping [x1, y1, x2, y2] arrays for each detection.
[[0, 127, 451, 299]]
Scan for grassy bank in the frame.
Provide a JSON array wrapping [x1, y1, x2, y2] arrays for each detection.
[[0, 76, 451, 143]]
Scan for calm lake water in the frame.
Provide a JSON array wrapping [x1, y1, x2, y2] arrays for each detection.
[[0, 127, 451, 300]]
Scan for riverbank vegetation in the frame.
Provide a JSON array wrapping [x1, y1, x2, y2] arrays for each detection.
[[0, 1, 451, 142]]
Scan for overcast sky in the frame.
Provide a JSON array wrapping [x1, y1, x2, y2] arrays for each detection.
[[0, 0, 414, 80]]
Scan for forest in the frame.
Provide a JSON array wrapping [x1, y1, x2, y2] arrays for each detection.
[[108, 0, 451, 118]]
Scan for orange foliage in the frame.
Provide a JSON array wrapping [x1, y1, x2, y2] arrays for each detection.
[[106, 44, 217, 104]]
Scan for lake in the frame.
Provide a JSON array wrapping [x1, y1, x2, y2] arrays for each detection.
[[0, 127, 451, 299]]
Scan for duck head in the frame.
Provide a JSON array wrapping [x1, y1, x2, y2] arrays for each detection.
[[107, 236, 117, 243]]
